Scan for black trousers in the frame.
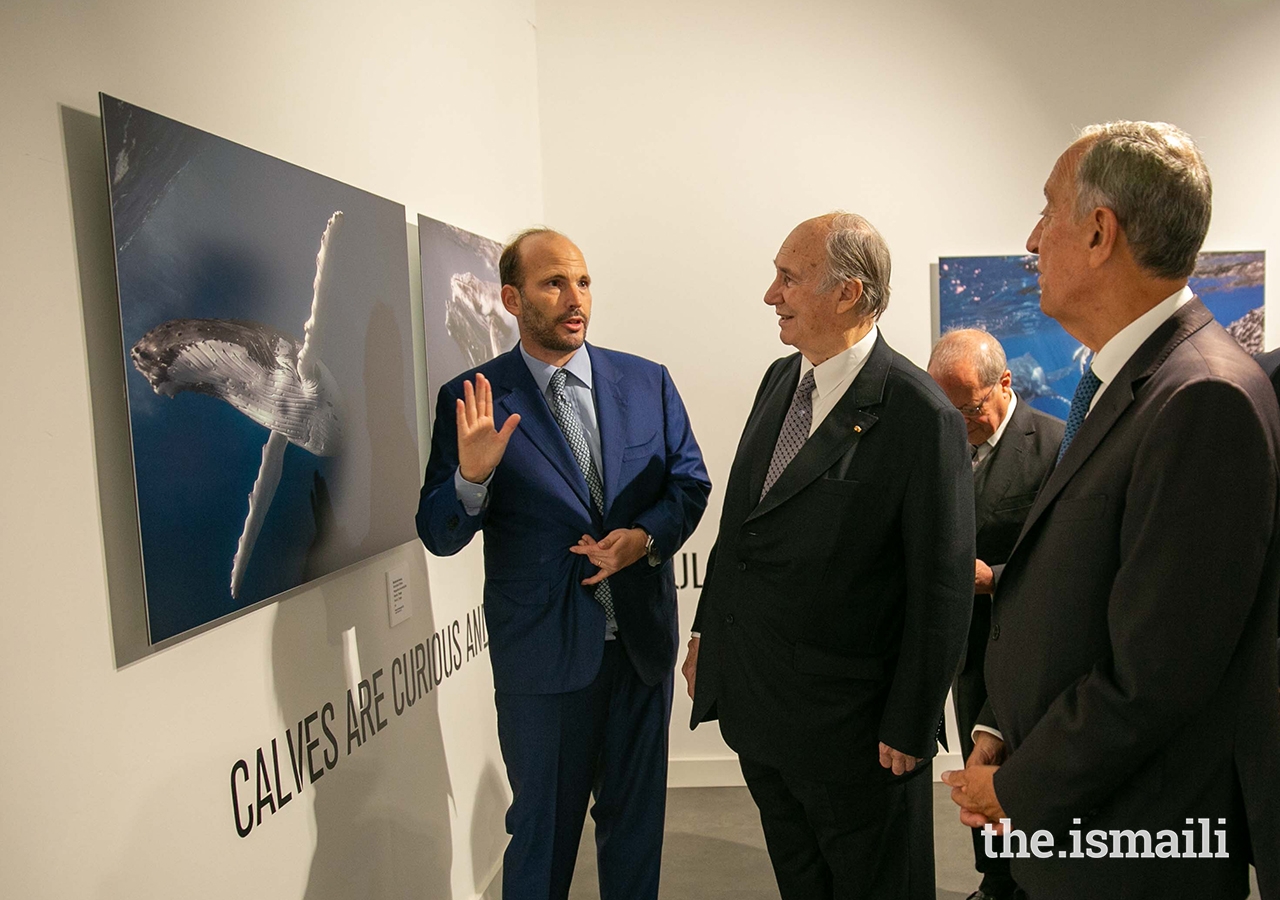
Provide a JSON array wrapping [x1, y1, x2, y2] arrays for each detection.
[[739, 755, 934, 900]]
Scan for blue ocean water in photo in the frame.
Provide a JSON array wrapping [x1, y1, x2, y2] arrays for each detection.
[[938, 252, 1265, 417]]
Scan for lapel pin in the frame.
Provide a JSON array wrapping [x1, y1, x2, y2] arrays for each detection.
[[854, 425, 862, 433]]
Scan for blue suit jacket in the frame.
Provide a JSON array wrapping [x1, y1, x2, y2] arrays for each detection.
[[416, 344, 711, 695]]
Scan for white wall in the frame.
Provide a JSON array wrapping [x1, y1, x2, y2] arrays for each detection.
[[534, 0, 1280, 782], [0, 1, 542, 897]]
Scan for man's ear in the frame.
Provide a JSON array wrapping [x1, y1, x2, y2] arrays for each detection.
[[1087, 206, 1120, 268], [835, 278, 865, 315], [501, 284, 521, 317]]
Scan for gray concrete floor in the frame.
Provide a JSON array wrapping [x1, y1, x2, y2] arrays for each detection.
[[563, 783, 1261, 900], [566, 783, 972, 899]]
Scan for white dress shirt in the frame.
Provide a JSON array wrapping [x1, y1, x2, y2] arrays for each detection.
[[799, 325, 880, 435], [1088, 285, 1194, 414]]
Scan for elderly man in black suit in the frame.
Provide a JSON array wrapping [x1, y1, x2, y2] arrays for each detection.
[[683, 212, 975, 900], [929, 329, 1063, 900], [944, 121, 1280, 899]]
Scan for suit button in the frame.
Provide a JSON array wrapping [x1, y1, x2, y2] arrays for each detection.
[[725, 614, 735, 625], [738, 562, 747, 572], [992, 624, 1001, 640], [447, 515, 460, 529]]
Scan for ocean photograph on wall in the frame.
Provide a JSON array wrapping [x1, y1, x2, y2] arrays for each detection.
[[102, 94, 420, 644], [937, 251, 1265, 417], [418, 215, 518, 398]]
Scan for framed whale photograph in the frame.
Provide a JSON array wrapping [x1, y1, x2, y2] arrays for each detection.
[[417, 215, 518, 400], [102, 94, 420, 645], [937, 251, 1265, 418]]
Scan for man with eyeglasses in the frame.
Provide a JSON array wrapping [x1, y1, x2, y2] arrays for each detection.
[[928, 329, 1063, 900]]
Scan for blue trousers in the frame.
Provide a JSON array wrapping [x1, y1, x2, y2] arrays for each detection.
[[495, 642, 673, 900]]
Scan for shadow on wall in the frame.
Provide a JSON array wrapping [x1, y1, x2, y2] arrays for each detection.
[[274, 282, 453, 898], [271, 550, 454, 900]]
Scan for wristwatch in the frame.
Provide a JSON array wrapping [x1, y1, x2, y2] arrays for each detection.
[[644, 531, 661, 567]]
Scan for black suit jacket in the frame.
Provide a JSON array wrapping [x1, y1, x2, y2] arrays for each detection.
[[1257, 347, 1280, 685], [985, 300, 1280, 898], [954, 399, 1063, 730], [690, 334, 975, 785]]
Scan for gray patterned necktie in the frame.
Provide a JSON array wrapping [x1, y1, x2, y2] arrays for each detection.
[[548, 368, 614, 618], [762, 368, 817, 499]]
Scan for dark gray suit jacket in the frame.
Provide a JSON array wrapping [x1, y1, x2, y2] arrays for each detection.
[[691, 333, 975, 785], [984, 300, 1280, 898], [1256, 347, 1280, 686]]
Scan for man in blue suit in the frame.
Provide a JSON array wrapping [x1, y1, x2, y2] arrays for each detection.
[[416, 228, 711, 900]]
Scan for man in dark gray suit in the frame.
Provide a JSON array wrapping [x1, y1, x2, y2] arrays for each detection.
[[944, 121, 1280, 899], [929, 329, 1063, 900]]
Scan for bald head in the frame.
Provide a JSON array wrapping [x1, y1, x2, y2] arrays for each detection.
[[928, 329, 1013, 445], [929, 329, 1007, 385]]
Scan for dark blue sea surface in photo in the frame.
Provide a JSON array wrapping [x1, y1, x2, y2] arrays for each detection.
[[938, 252, 1265, 417]]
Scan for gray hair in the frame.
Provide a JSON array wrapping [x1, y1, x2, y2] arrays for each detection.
[[1073, 121, 1211, 280], [818, 212, 892, 320], [928, 328, 1008, 386]]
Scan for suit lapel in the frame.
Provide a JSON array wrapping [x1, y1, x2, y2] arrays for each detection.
[[590, 346, 627, 515], [492, 347, 592, 511], [1011, 298, 1214, 549], [746, 334, 891, 523], [973, 398, 1033, 533]]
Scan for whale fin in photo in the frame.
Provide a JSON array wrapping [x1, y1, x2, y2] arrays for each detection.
[[230, 428, 289, 599]]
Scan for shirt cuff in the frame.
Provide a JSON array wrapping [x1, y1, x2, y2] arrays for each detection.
[[454, 467, 493, 516], [690, 632, 701, 639], [972, 724, 1004, 743]]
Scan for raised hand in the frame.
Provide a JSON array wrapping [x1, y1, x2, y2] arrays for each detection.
[[457, 373, 520, 483]]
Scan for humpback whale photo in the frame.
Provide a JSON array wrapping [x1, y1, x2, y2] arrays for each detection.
[[131, 212, 345, 599]]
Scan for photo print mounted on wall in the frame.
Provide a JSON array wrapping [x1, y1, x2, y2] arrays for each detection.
[[937, 251, 1265, 417], [102, 94, 421, 645], [417, 215, 518, 399]]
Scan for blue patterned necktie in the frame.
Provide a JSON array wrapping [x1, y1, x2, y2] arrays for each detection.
[[1057, 367, 1103, 464], [548, 368, 614, 618], [762, 369, 817, 499]]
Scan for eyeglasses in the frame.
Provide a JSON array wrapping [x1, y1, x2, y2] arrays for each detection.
[[957, 384, 997, 418]]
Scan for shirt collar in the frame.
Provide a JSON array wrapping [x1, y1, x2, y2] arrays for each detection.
[[1090, 286, 1193, 388], [986, 391, 1018, 450], [519, 342, 594, 394], [799, 325, 879, 398]]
